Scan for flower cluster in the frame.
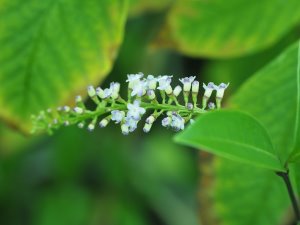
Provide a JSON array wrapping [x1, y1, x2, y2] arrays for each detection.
[[31, 73, 229, 135]]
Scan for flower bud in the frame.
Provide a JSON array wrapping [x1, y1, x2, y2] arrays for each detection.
[[87, 85, 96, 97], [96, 87, 104, 99], [173, 85, 182, 97], [165, 85, 173, 95], [75, 95, 82, 103], [146, 115, 155, 124], [99, 118, 110, 128], [208, 102, 215, 109], [111, 82, 120, 99], [74, 107, 83, 114], [121, 124, 129, 135], [192, 81, 199, 93], [147, 89, 156, 100], [143, 123, 153, 133], [87, 123, 95, 131], [63, 106, 70, 112], [186, 103, 193, 110], [78, 122, 85, 128]]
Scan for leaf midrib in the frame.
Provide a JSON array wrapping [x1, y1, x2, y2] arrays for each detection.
[[22, 0, 61, 115], [180, 136, 279, 161]]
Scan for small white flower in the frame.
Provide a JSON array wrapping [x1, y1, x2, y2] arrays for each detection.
[[203, 82, 216, 98], [126, 73, 144, 89], [103, 87, 112, 99], [208, 102, 215, 109], [74, 107, 84, 114], [170, 113, 185, 131], [125, 116, 139, 132], [110, 82, 120, 99], [192, 81, 199, 93], [111, 110, 125, 124], [215, 83, 229, 99], [145, 75, 157, 90], [64, 121, 70, 126], [157, 75, 173, 91], [87, 85, 96, 97], [179, 76, 196, 92], [131, 79, 147, 97], [162, 117, 171, 127], [173, 85, 182, 97], [127, 100, 146, 120]]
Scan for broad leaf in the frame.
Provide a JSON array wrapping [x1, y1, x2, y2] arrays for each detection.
[[288, 42, 300, 163], [210, 158, 289, 225], [0, 0, 127, 133], [201, 41, 300, 225], [232, 41, 300, 162], [155, 0, 300, 58], [129, 0, 172, 16], [175, 110, 285, 171]]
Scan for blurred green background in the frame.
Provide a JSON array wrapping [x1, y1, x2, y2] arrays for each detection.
[[1, 0, 300, 225]]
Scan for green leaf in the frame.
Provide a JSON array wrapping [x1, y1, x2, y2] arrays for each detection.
[[129, 0, 172, 16], [0, 0, 127, 133], [232, 41, 300, 162], [288, 41, 300, 163], [155, 0, 300, 58], [204, 41, 300, 225], [210, 158, 289, 225], [175, 110, 285, 171]]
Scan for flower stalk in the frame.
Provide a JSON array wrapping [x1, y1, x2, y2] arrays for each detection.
[[31, 73, 229, 135]]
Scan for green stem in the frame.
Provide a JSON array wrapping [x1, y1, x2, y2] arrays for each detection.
[[276, 170, 300, 222]]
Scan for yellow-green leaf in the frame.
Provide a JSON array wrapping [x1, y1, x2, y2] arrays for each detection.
[[155, 0, 300, 58], [0, 0, 127, 133]]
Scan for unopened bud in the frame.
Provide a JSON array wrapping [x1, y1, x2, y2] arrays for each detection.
[[121, 124, 129, 135], [187, 103, 193, 110], [147, 89, 156, 100], [146, 115, 155, 124], [87, 85, 96, 97], [143, 123, 153, 133], [99, 119, 109, 128], [192, 81, 199, 93], [173, 85, 182, 97], [96, 87, 105, 99], [74, 107, 83, 114], [165, 85, 173, 95]]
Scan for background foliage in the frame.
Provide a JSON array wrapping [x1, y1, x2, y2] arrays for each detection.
[[1, 0, 300, 225]]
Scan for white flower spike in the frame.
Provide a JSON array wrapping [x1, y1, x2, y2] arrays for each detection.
[[31, 73, 229, 135]]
